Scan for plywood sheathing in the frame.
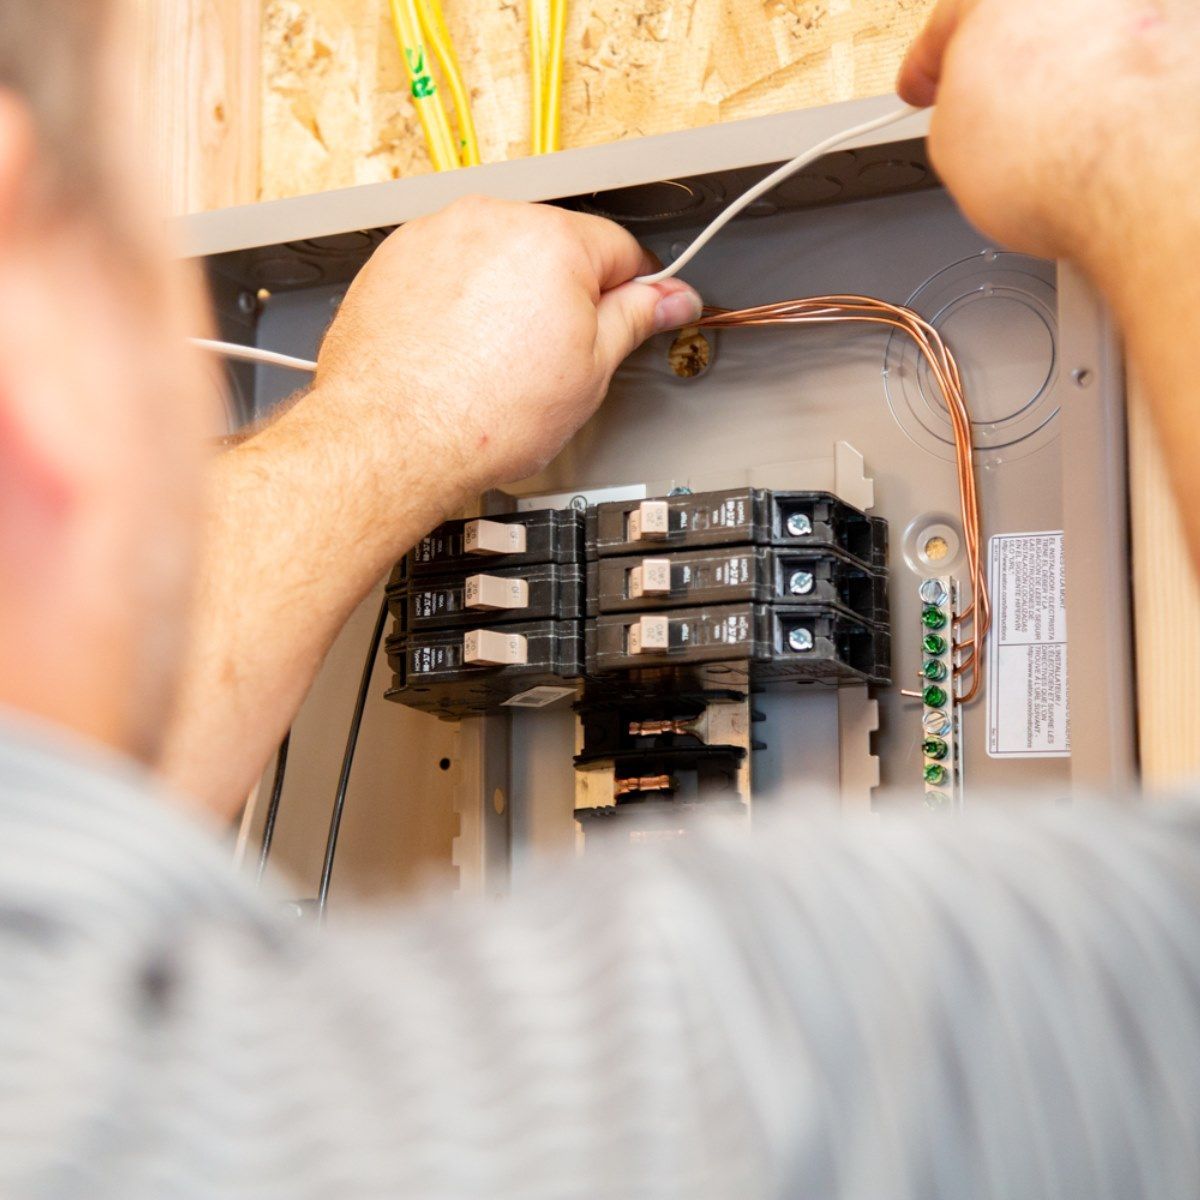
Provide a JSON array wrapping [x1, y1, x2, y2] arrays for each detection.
[[261, 0, 935, 201]]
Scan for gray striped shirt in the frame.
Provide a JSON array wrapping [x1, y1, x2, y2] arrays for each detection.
[[3, 714, 1200, 1198]]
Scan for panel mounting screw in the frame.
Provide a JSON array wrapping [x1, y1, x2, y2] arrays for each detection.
[[786, 513, 812, 537], [788, 627, 814, 652], [788, 570, 815, 596], [667, 326, 713, 378]]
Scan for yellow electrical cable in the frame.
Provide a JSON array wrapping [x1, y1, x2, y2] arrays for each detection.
[[543, 0, 567, 152], [528, 0, 550, 154], [388, 0, 460, 171], [416, 0, 481, 167]]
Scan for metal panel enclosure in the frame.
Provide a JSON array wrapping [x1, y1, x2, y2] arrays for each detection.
[[182, 98, 1134, 897]]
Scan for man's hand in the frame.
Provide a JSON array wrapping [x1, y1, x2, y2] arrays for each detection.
[[162, 199, 699, 815], [899, 0, 1200, 289], [898, 1, 1200, 620], [317, 197, 701, 511]]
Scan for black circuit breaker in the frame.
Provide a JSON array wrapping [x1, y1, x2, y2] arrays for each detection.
[[385, 511, 586, 719], [384, 490, 891, 720], [586, 603, 890, 686], [587, 489, 888, 568], [584, 490, 891, 689]]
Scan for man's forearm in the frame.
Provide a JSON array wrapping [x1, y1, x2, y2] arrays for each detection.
[[157, 198, 697, 817], [159, 381, 465, 816]]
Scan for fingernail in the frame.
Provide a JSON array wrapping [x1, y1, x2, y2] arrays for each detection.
[[653, 285, 703, 333]]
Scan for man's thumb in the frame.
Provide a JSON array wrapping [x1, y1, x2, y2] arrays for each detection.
[[595, 279, 703, 370]]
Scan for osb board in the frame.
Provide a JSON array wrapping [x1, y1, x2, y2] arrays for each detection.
[[261, 0, 935, 200]]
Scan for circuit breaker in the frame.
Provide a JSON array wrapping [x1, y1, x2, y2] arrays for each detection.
[[386, 511, 586, 718], [387, 491, 889, 700], [384, 488, 893, 826]]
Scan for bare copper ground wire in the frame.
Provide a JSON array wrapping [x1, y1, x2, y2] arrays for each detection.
[[697, 297, 991, 704]]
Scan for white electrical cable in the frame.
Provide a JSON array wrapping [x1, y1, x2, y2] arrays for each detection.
[[636, 103, 920, 284], [192, 106, 918, 362], [191, 337, 318, 374]]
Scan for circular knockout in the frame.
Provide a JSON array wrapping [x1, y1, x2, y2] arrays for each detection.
[[884, 251, 1060, 463]]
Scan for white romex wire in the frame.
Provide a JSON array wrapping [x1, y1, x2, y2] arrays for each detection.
[[191, 337, 318, 374], [191, 105, 918, 367], [636, 103, 921, 284]]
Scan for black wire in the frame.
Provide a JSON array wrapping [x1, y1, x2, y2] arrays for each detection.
[[256, 731, 291, 885], [316, 595, 390, 922]]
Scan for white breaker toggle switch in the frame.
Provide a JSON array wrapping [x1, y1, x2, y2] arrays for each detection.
[[465, 573, 530, 610], [627, 614, 671, 654], [464, 628, 529, 666], [464, 518, 527, 556], [628, 558, 672, 598], [627, 500, 670, 542]]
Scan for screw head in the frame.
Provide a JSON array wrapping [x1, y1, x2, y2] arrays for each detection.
[[786, 512, 813, 537], [788, 570, 815, 596], [788, 627, 814, 652], [923, 709, 952, 737], [237, 290, 257, 315], [919, 578, 949, 606], [922, 737, 949, 761], [921, 605, 948, 630], [569, 495, 588, 513]]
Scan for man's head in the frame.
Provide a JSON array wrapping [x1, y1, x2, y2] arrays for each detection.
[[0, 1, 216, 763]]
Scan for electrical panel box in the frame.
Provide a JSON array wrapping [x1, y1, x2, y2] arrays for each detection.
[[182, 98, 1134, 895]]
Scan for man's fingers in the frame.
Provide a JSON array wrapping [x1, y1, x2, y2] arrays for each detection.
[[564, 210, 660, 293], [898, 0, 965, 107], [594, 278, 703, 373]]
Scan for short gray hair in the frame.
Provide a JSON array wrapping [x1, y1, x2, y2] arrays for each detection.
[[0, 1, 112, 205]]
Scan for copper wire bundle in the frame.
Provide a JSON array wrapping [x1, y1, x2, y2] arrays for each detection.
[[697, 297, 991, 703]]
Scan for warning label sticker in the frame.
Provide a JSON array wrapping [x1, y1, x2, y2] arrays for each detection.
[[987, 532, 1070, 758]]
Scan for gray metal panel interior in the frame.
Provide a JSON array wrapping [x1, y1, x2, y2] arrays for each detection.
[[189, 111, 1135, 897]]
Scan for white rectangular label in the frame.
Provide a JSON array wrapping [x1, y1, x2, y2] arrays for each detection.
[[514, 483, 646, 512], [502, 685, 576, 709], [987, 532, 1070, 758]]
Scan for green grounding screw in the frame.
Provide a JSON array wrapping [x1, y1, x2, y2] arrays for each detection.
[[922, 684, 948, 708], [921, 605, 948, 630], [922, 659, 948, 682], [923, 737, 949, 761], [923, 633, 946, 655], [923, 763, 948, 786]]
